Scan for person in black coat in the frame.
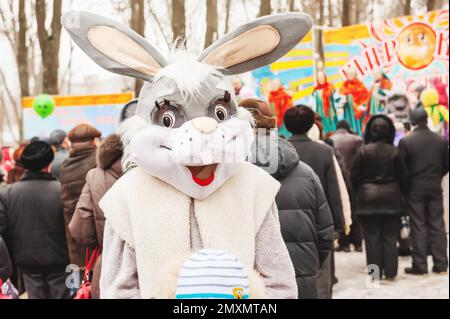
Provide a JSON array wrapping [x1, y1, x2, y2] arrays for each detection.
[[284, 105, 344, 299], [330, 120, 364, 252], [241, 98, 334, 299], [398, 108, 449, 275], [351, 114, 406, 280], [0, 141, 70, 299], [0, 235, 12, 283]]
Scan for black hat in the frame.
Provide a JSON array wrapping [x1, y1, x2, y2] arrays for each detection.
[[410, 107, 428, 126], [21, 141, 54, 172]]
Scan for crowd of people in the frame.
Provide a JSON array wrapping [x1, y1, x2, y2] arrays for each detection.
[[0, 84, 448, 299], [0, 8, 448, 299]]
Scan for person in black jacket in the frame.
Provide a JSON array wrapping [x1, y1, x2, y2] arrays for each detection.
[[398, 108, 449, 275], [0, 235, 12, 283], [351, 114, 406, 280], [0, 141, 70, 299], [284, 105, 343, 299], [241, 98, 334, 299], [330, 120, 364, 252]]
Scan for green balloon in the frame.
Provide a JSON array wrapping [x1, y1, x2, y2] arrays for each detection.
[[33, 94, 55, 119]]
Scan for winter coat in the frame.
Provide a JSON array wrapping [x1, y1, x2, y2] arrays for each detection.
[[0, 172, 69, 274], [289, 134, 345, 233], [330, 128, 363, 190], [351, 115, 405, 217], [51, 147, 69, 180], [398, 125, 449, 195], [308, 125, 353, 231], [252, 135, 334, 299], [59, 142, 97, 267], [69, 135, 123, 299], [0, 235, 12, 282]]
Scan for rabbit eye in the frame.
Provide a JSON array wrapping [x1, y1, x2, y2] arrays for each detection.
[[153, 100, 186, 128], [215, 104, 228, 122], [208, 92, 236, 121], [162, 111, 176, 128]]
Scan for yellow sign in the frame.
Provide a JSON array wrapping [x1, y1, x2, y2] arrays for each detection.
[[22, 92, 134, 108]]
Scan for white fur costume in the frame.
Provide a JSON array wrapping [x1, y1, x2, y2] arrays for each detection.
[[62, 11, 313, 299]]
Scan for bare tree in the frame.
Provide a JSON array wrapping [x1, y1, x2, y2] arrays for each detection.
[[427, 0, 437, 11], [172, 0, 186, 43], [289, 0, 295, 11], [258, 0, 272, 17], [17, 0, 30, 97], [35, 0, 62, 94], [204, 0, 218, 48], [0, 69, 21, 142], [341, 0, 352, 26], [224, 0, 232, 34], [0, 0, 32, 140], [327, 0, 334, 26], [316, 0, 325, 65], [130, 0, 146, 96], [404, 0, 412, 15]]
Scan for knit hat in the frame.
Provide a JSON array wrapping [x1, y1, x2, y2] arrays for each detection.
[[239, 98, 276, 129], [68, 124, 102, 143], [21, 141, 54, 172], [175, 249, 250, 299], [410, 107, 428, 126]]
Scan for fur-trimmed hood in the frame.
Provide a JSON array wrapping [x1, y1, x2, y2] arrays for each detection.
[[97, 134, 123, 170]]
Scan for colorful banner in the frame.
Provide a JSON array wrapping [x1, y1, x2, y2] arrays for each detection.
[[251, 31, 315, 105], [323, 10, 449, 92], [22, 93, 133, 139]]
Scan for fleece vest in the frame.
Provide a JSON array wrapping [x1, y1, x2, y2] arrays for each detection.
[[99, 162, 280, 299]]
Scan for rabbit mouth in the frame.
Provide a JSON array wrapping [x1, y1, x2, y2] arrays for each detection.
[[186, 164, 217, 186]]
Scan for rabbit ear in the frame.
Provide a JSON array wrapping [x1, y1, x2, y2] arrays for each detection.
[[198, 13, 312, 75], [62, 11, 167, 81]]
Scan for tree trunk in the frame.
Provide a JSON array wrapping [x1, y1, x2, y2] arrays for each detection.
[[224, 0, 232, 34], [258, 0, 271, 17], [316, 0, 325, 67], [204, 0, 218, 48], [171, 0, 186, 43], [341, 0, 352, 26], [35, 0, 62, 95], [130, 0, 145, 97], [289, 0, 295, 11], [426, 0, 437, 11], [17, 0, 30, 98], [328, 0, 334, 26], [403, 0, 412, 15], [355, 0, 363, 24]]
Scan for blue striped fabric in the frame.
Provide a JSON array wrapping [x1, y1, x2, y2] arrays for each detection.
[[175, 249, 250, 299]]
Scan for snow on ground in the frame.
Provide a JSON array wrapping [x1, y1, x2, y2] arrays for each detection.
[[333, 250, 449, 299]]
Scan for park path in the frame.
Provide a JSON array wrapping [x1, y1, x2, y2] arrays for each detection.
[[333, 250, 449, 299]]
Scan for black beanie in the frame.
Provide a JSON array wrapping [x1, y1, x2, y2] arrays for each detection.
[[21, 141, 54, 172]]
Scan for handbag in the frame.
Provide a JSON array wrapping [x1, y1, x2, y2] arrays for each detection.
[[74, 247, 100, 299], [0, 279, 19, 299]]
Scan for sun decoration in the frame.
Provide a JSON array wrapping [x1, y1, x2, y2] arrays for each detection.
[[370, 10, 449, 72]]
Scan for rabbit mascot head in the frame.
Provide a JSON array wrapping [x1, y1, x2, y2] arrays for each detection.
[[62, 11, 312, 200]]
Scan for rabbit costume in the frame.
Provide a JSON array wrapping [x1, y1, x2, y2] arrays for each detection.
[[62, 11, 312, 299]]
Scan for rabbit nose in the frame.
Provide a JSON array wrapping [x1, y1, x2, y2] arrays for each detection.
[[192, 117, 218, 134]]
